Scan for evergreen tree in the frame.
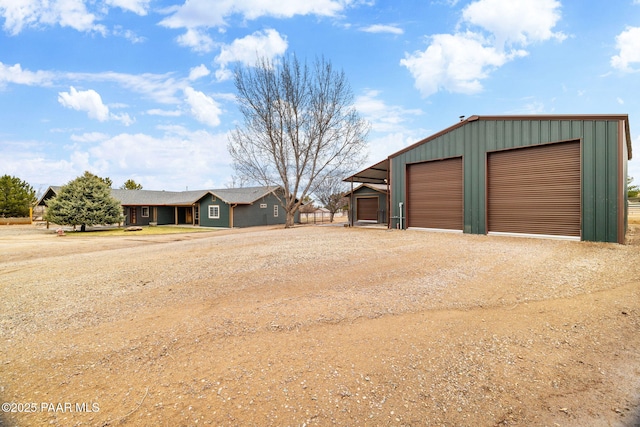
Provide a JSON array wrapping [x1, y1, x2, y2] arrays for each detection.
[[44, 172, 123, 230], [120, 179, 143, 190], [0, 175, 36, 217]]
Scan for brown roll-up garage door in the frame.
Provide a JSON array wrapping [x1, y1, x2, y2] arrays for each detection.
[[487, 141, 581, 238], [357, 197, 378, 221], [407, 157, 463, 230]]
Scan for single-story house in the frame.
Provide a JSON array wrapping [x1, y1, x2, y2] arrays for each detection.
[[343, 183, 388, 224], [346, 114, 633, 243], [38, 185, 297, 228]]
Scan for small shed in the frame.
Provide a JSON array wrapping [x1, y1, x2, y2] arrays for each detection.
[[343, 183, 388, 224]]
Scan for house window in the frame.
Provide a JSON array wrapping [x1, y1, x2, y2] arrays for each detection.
[[141, 206, 149, 218], [260, 203, 267, 209], [273, 205, 279, 217], [208, 205, 220, 219]]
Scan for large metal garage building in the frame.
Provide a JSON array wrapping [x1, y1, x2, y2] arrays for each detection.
[[347, 115, 633, 243]]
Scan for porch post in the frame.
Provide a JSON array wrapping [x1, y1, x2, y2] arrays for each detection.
[[350, 177, 354, 227]]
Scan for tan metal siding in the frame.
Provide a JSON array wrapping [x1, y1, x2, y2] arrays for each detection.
[[407, 157, 463, 230], [357, 197, 378, 221], [487, 141, 581, 237]]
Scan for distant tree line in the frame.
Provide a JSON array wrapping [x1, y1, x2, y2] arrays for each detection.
[[629, 177, 639, 198]]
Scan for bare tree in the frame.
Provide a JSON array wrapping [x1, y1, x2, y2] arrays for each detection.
[[225, 174, 250, 189], [314, 174, 348, 223], [298, 196, 316, 214], [228, 54, 369, 228]]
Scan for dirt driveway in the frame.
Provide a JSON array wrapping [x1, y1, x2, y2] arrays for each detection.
[[1, 224, 639, 426]]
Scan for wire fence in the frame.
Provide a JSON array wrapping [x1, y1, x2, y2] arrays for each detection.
[[299, 211, 348, 225]]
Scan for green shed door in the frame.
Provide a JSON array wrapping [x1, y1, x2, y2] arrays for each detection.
[[487, 141, 581, 238], [407, 157, 463, 230]]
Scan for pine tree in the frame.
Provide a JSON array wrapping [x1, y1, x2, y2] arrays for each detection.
[[45, 172, 123, 230], [0, 175, 36, 217], [120, 179, 143, 190]]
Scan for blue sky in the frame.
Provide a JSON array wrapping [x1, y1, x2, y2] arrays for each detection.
[[1, 0, 639, 193]]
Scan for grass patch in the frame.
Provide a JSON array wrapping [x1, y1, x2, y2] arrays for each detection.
[[64, 226, 217, 237]]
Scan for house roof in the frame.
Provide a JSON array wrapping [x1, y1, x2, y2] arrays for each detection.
[[110, 189, 209, 206], [343, 183, 388, 197], [345, 114, 633, 184], [38, 185, 281, 207], [210, 186, 279, 204]]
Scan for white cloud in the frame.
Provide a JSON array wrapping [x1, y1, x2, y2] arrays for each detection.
[[352, 89, 427, 161], [0, 64, 187, 104], [401, 32, 526, 97], [2, 63, 214, 112], [189, 64, 211, 81], [160, 0, 345, 30], [0, 140, 77, 189], [105, 0, 150, 15], [506, 98, 550, 115], [1, 128, 234, 191], [184, 87, 222, 127], [112, 25, 146, 43], [366, 131, 429, 163], [0, 0, 105, 35], [0, 62, 54, 87], [111, 112, 135, 126], [401, 0, 562, 98], [354, 89, 422, 133], [58, 87, 110, 121], [65, 71, 186, 104], [611, 26, 640, 72], [87, 128, 233, 190], [617, 97, 625, 105], [214, 29, 288, 81], [160, 0, 346, 52], [146, 109, 182, 117], [58, 86, 134, 125], [176, 28, 214, 52], [70, 132, 110, 143], [461, 0, 566, 48], [360, 24, 403, 35]]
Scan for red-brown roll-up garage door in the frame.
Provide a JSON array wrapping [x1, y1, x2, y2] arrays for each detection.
[[407, 157, 463, 230], [357, 197, 378, 221], [487, 141, 581, 238]]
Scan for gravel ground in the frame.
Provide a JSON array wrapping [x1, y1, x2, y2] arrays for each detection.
[[0, 223, 639, 426]]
